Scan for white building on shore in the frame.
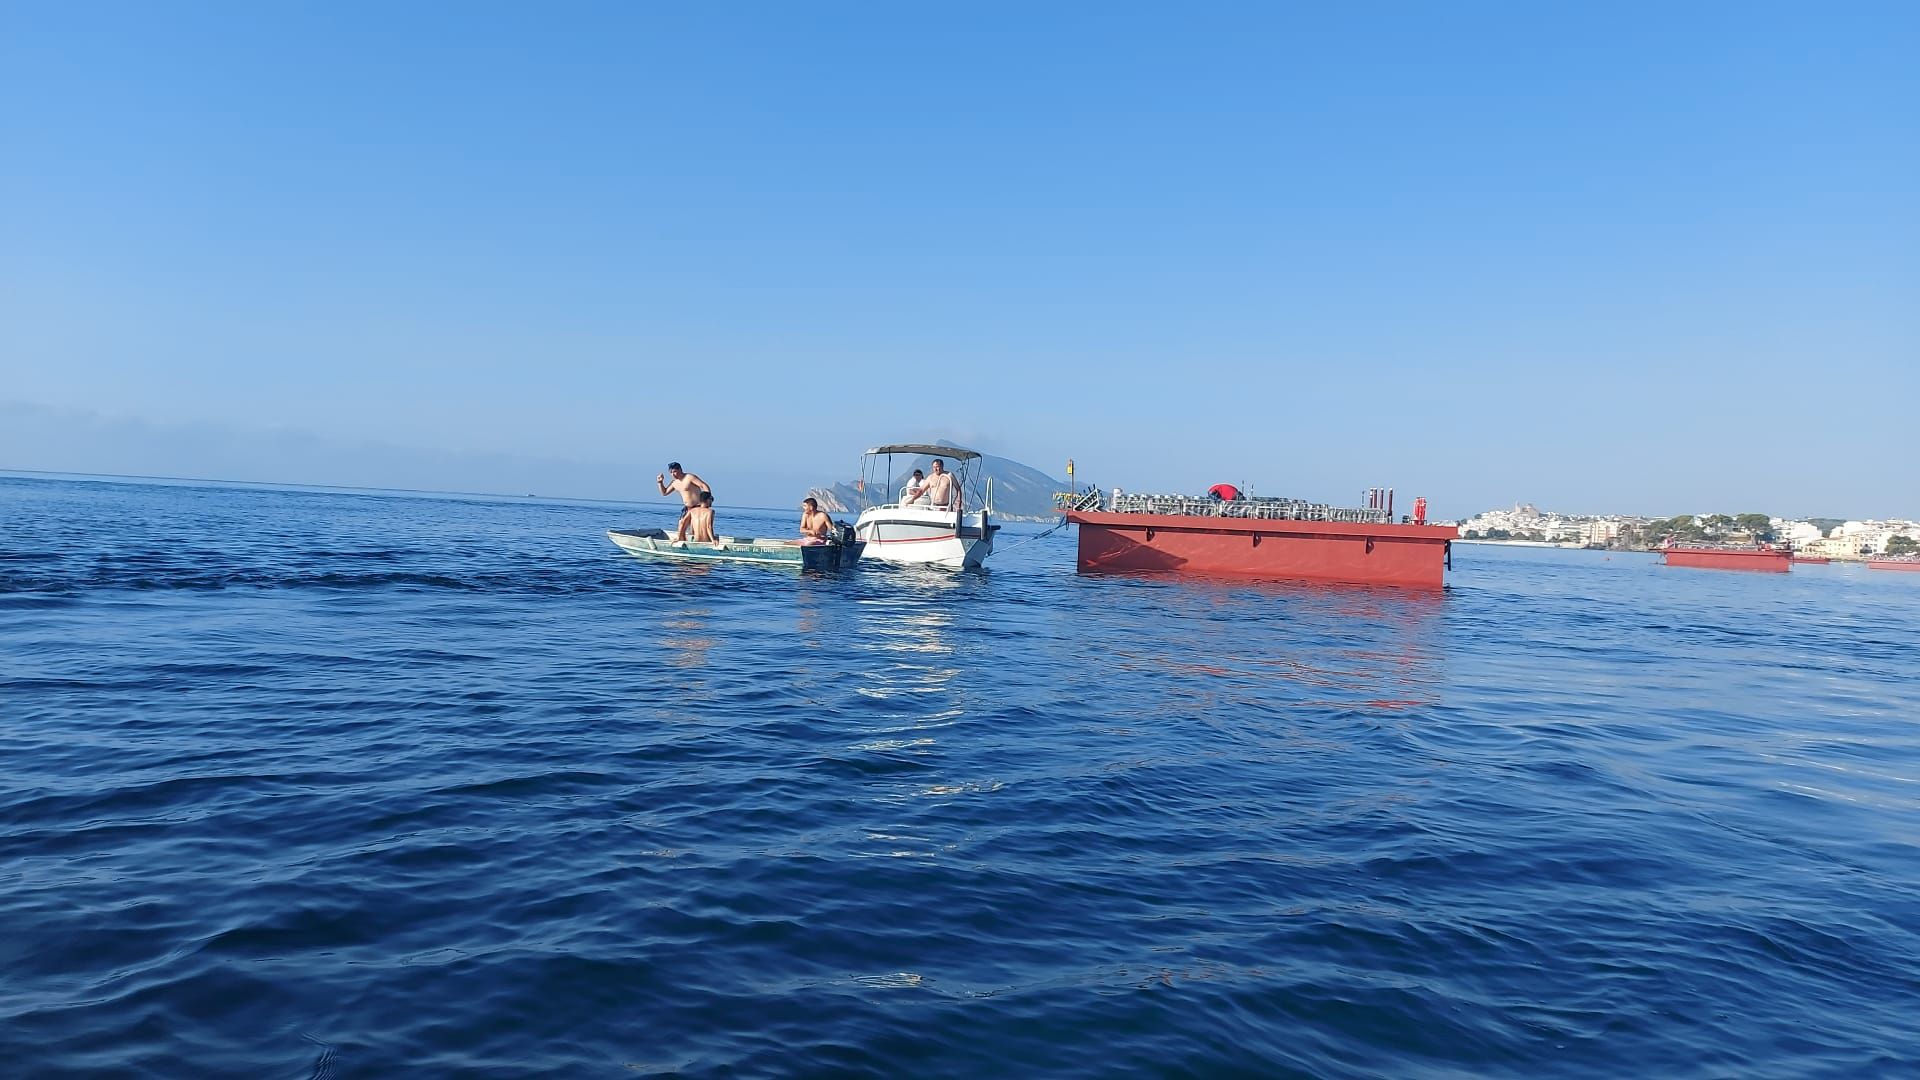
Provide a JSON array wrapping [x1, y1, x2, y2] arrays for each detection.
[[1771, 519, 1825, 547], [1460, 503, 1640, 546], [1811, 520, 1920, 558]]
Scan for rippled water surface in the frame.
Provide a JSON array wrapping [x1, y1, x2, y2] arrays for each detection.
[[4, 475, 1918, 1077]]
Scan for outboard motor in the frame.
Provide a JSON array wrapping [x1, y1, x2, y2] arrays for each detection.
[[838, 522, 857, 546]]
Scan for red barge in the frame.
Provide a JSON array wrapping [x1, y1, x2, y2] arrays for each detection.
[[1059, 488, 1455, 589], [1659, 545, 1792, 572], [1867, 556, 1920, 572]]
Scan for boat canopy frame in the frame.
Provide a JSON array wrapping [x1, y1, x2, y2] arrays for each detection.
[[858, 443, 990, 514], [862, 444, 981, 460]]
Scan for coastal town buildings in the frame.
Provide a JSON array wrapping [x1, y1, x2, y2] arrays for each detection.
[[1794, 520, 1920, 559], [1582, 519, 1623, 547], [1771, 519, 1825, 547], [1459, 503, 1643, 546], [1461, 505, 1920, 558]]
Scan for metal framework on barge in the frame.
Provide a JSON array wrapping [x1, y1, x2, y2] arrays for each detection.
[[1057, 489, 1397, 525]]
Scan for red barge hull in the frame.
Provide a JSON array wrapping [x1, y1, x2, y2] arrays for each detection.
[[1660, 547, 1791, 572], [1791, 555, 1831, 564], [1064, 509, 1456, 589], [1867, 559, 1920, 572]]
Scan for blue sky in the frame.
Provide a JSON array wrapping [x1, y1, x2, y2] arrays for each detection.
[[3, 3, 1915, 518]]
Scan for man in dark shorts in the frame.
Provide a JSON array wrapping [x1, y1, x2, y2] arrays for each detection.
[[656, 462, 712, 538]]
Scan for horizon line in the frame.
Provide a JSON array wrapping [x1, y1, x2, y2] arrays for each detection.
[[0, 467, 1074, 521], [0, 467, 800, 512]]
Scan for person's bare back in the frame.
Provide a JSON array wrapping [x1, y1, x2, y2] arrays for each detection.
[[675, 492, 716, 542], [682, 506, 715, 543]]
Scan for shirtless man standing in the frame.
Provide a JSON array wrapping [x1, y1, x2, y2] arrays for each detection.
[[656, 462, 711, 537], [920, 459, 957, 510]]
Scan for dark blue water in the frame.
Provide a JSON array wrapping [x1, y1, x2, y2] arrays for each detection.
[[4, 475, 1917, 1077]]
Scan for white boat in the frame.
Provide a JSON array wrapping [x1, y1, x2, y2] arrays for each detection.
[[853, 443, 1000, 569]]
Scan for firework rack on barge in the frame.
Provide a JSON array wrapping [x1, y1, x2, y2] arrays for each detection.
[[1058, 486, 1455, 589], [1104, 492, 1398, 524]]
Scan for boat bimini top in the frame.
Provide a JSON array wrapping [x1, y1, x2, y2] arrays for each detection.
[[858, 442, 992, 514], [862, 444, 982, 461]]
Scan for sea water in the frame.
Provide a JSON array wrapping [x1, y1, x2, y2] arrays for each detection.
[[3, 475, 1916, 1076]]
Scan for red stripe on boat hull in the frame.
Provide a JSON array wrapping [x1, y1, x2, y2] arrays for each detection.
[[1064, 510, 1454, 589]]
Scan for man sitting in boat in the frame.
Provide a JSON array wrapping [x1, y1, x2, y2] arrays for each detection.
[[797, 498, 836, 545], [900, 469, 927, 504], [673, 491, 716, 543], [921, 459, 957, 510]]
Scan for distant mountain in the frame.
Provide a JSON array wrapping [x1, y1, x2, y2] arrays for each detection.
[[808, 449, 1070, 522]]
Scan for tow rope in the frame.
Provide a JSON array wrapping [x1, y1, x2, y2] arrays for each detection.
[[994, 518, 1073, 555]]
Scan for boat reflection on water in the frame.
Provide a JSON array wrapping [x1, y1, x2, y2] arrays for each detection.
[[792, 577, 824, 644], [658, 605, 717, 671], [648, 564, 720, 674], [1079, 572, 1447, 713], [854, 585, 963, 689], [845, 576, 984, 821]]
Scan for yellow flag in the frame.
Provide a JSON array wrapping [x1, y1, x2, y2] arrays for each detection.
[[1066, 459, 1075, 477]]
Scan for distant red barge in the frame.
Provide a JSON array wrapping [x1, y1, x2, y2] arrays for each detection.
[[1867, 557, 1920, 572], [1659, 545, 1792, 572], [1790, 554, 1830, 565], [1060, 488, 1455, 589]]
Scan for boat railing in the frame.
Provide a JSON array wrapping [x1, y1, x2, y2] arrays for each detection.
[[1103, 492, 1395, 524], [868, 499, 963, 515]]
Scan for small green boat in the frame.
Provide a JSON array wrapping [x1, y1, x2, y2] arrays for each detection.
[[607, 528, 864, 571]]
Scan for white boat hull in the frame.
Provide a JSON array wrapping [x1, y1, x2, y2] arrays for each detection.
[[854, 505, 998, 569]]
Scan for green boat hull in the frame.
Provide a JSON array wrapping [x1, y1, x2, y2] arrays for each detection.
[[607, 529, 864, 571]]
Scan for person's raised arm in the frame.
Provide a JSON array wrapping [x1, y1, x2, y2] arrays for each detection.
[[657, 473, 672, 496]]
